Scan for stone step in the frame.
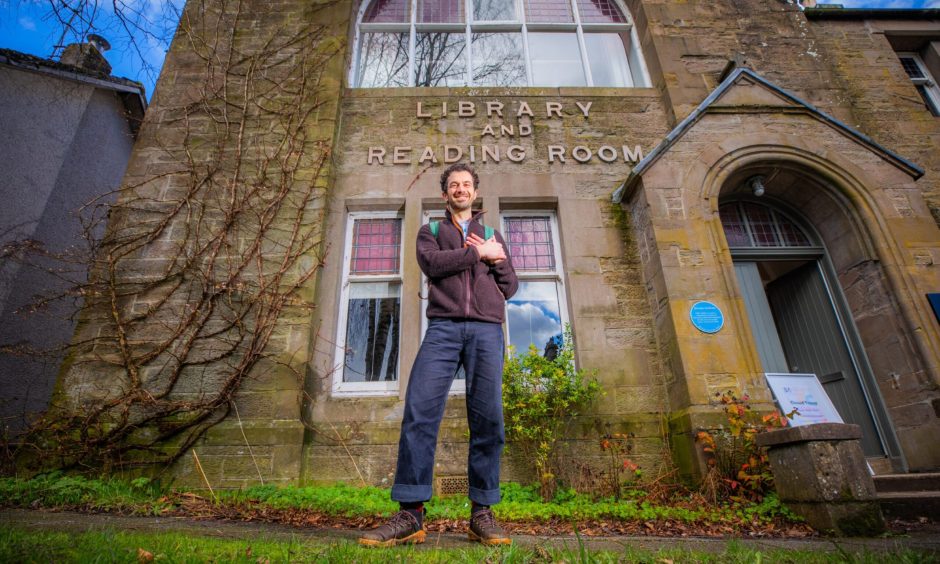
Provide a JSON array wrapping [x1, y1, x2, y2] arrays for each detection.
[[874, 473, 940, 493], [877, 491, 940, 521]]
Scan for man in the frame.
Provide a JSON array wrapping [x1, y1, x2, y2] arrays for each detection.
[[359, 163, 518, 547]]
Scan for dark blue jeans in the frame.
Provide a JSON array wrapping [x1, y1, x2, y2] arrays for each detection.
[[391, 318, 505, 506]]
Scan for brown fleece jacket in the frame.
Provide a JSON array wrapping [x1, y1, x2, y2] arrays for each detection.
[[417, 210, 518, 323]]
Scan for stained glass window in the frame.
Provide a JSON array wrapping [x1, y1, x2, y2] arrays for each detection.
[[351, 218, 402, 274], [363, 0, 410, 23], [719, 202, 813, 249], [576, 0, 626, 23], [418, 0, 465, 23], [505, 216, 556, 271], [524, 0, 573, 23]]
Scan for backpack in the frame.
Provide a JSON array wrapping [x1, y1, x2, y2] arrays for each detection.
[[429, 220, 494, 240]]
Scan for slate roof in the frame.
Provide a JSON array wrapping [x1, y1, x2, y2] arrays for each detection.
[[0, 47, 147, 135]]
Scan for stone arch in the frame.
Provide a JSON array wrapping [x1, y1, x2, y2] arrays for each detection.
[[693, 139, 938, 470]]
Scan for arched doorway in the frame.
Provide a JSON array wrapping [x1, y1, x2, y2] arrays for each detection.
[[720, 197, 896, 460]]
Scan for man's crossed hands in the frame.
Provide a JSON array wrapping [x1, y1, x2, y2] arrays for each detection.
[[467, 233, 506, 265]]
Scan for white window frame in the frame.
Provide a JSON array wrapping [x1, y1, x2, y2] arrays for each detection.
[[420, 208, 467, 394], [333, 210, 404, 396], [501, 210, 570, 356], [898, 52, 940, 116], [350, 0, 651, 88]]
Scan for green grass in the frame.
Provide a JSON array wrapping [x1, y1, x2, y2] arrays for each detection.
[[0, 527, 934, 563], [218, 482, 799, 525], [0, 474, 798, 526], [0, 473, 167, 514]]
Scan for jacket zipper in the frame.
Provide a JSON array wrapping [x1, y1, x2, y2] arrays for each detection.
[[460, 221, 471, 317], [464, 269, 471, 317]]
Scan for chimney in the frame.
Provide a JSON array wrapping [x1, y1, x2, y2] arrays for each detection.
[[60, 34, 112, 75]]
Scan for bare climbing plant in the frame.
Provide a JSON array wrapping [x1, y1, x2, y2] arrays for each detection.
[[8, 0, 343, 474]]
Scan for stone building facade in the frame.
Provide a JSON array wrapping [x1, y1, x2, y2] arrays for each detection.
[[52, 0, 940, 487]]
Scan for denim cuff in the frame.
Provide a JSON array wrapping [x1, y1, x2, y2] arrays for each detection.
[[469, 485, 501, 506], [391, 483, 433, 503]]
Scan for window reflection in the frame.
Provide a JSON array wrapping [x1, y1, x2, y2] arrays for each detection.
[[344, 282, 401, 382], [584, 33, 631, 87], [507, 281, 563, 358], [528, 33, 586, 87], [473, 0, 517, 21], [358, 33, 410, 87], [472, 33, 526, 87], [356, 0, 646, 87], [415, 32, 467, 87]]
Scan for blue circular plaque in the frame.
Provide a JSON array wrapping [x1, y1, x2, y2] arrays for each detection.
[[690, 301, 724, 334]]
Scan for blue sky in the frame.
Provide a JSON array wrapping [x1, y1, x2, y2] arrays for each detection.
[[1, 0, 938, 100], [1, 0, 184, 99]]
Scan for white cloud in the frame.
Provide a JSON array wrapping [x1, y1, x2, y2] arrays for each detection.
[[18, 17, 36, 31]]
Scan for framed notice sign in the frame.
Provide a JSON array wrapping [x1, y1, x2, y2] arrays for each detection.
[[764, 373, 844, 427]]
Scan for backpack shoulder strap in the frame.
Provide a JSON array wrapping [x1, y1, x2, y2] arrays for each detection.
[[429, 220, 439, 237]]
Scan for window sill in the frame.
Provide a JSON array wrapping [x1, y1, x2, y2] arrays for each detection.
[[343, 85, 659, 98], [331, 387, 399, 398]]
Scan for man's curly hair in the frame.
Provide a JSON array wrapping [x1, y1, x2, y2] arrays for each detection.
[[440, 162, 480, 192]]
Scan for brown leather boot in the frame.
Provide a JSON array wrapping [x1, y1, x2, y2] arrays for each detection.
[[358, 510, 426, 547], [468, 508, 512, 546]]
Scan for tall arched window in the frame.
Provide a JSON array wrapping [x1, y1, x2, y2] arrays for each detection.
[[352, 0, 650, 88]]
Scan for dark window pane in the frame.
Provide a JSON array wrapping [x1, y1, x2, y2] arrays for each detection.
[[507, 281, 563, 357], [344, 283, 401, 382], [418, 0, 465, 23], [358, 33, 410, 87], [364, 0, 410, 23], [351, 218, 402, 274], [472, 33, 526, 86], [576, 0, 625, 23], [528, 33, 586, 86], [719, 204, 750, 247], [524, 0, 573, 23], [742, 202, 779, 247], [505, 216, 555, 271], [774, 211, 811, 247], [900, 56, 925, 79], [415, 33, 468, 86], [584, 33, 630, 87], [473, 0, 518, 21]]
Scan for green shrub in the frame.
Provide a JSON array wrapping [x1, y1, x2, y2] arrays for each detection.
[[502, 327, 601, 501]]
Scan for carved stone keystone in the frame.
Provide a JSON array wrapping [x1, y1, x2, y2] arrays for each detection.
[[756, 423, 885, 536]]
